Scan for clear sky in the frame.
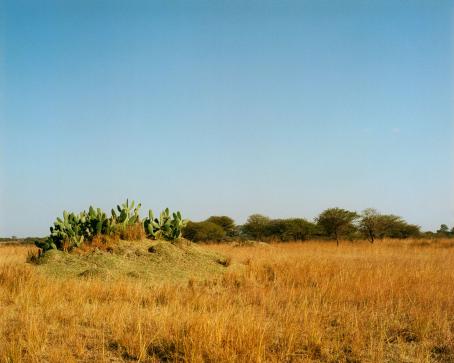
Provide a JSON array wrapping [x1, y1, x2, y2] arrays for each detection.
[[1, 0, 453, 237]]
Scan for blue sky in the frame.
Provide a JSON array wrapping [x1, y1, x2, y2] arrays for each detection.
[[1, 0, 453, 236]]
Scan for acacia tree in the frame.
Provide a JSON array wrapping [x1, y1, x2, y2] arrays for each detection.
[[359, 211, 420, 240], [374, 214, 420, 239], [437, 224, 450, 236], [316, 208, 358, 246], [359, 208, 380, 243], [242, 214, 271, 240]]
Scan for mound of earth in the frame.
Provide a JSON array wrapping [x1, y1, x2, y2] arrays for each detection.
[[31, 239, 230, 282]]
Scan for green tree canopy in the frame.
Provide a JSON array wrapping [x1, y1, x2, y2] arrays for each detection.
[[242, 214, 271, 240], [206, 216, 236, 236], [316, 208, 359, 246], [182, 221, 225, 242], [373, 214, 420, 239], [358, 208, 381, 243], [267, 218, 318, 241], [437, 224, 450, 236]]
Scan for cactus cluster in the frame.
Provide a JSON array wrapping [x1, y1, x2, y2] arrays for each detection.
[[86, 206, 115, 236], [35, 200, 187, 252], [36, 211, 86, 251], [111, 200, 141, 228], [143, 208, 188, 241]]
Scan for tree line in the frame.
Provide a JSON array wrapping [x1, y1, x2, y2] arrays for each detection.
[[182, 207, 451, 244]]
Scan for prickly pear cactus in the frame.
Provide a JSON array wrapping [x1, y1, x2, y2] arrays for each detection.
[[35, 201, 187, 252], [113, 199, 142, 228], [143, 208, 188, 242]]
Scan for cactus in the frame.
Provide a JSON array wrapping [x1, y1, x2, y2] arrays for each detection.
[[35, 238, 57, 251], [143, 208, 188, 242], [169, 211, 188, 240], [86, 206, 114, 237], [113, 199, 142, 228], [35, 201, 187, 252], [143, 209, 158, 239], [36, 210, 87, 251]]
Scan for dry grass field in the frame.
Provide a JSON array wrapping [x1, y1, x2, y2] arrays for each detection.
[[0, 239, 453, 362]]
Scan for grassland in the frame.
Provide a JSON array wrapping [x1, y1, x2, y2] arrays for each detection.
[[0, 239, 453, 362]]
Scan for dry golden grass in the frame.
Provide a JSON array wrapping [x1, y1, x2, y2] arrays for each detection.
[[0, 239, 453, 362], [116, 223, 147, 242]]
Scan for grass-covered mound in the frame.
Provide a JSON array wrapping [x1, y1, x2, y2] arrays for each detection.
[[31, 239, 230, 283]]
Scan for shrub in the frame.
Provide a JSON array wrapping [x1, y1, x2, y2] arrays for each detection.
[[269, 218, 318, 241], [206, 216, 236, 236], [241, 214, 271, 240], [241, 215, 318, 241], [183, 221, 225, 242]]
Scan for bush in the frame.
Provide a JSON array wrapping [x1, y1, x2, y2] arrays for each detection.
[[241, 214, 271, 240], [241, 215, 317, 241], [270, 219, 318, 241], [183, 221, 226, 242], [206, 216, 236, 236]]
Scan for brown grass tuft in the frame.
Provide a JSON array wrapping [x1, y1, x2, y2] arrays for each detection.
[[116, 223, 146, 241]]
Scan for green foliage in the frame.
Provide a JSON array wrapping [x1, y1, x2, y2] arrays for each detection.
[[316, 208, 359, 245], [40, 210, 87, 251], [359, 209, 420, 241], [181, 216, 235, 242], [143, 208, 188, 241], [358, 208, 380, 243], [437, 224, 451, 237], [143, 209, 158, 239], [183, 221, 226, 242], [206, 216, 236, 236], [242, 214, 271, 240], [87, 206, 115, 237], [241, 215, 318, 241], [169, 211, 188, 240], [269, 218, 318, 241], [374, 215, 420, 239], [33, 201, 427, 252], [35, 200, 188, 252], [111, 199, 141, 229]]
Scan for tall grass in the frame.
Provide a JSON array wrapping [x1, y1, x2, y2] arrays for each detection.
[[0, 239, 453, 362]]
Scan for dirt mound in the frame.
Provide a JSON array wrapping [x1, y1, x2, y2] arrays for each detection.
[[32, 239, 229, 283]]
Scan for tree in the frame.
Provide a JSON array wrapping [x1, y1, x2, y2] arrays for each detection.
[[242, 214, 271, 240], [358, 208, 381, 243], [182, 221, 225, 242], [282, 218, 318, 241], [206, 216, 236, 236], [267, 218, 317, 241], [437, 224, 450, 236], [358, 209, 420, 241], [374, 214, 420, 239], [316, 208, 358, 246]]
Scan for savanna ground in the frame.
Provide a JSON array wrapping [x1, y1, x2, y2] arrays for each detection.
[[0, 239, 453, 363]]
